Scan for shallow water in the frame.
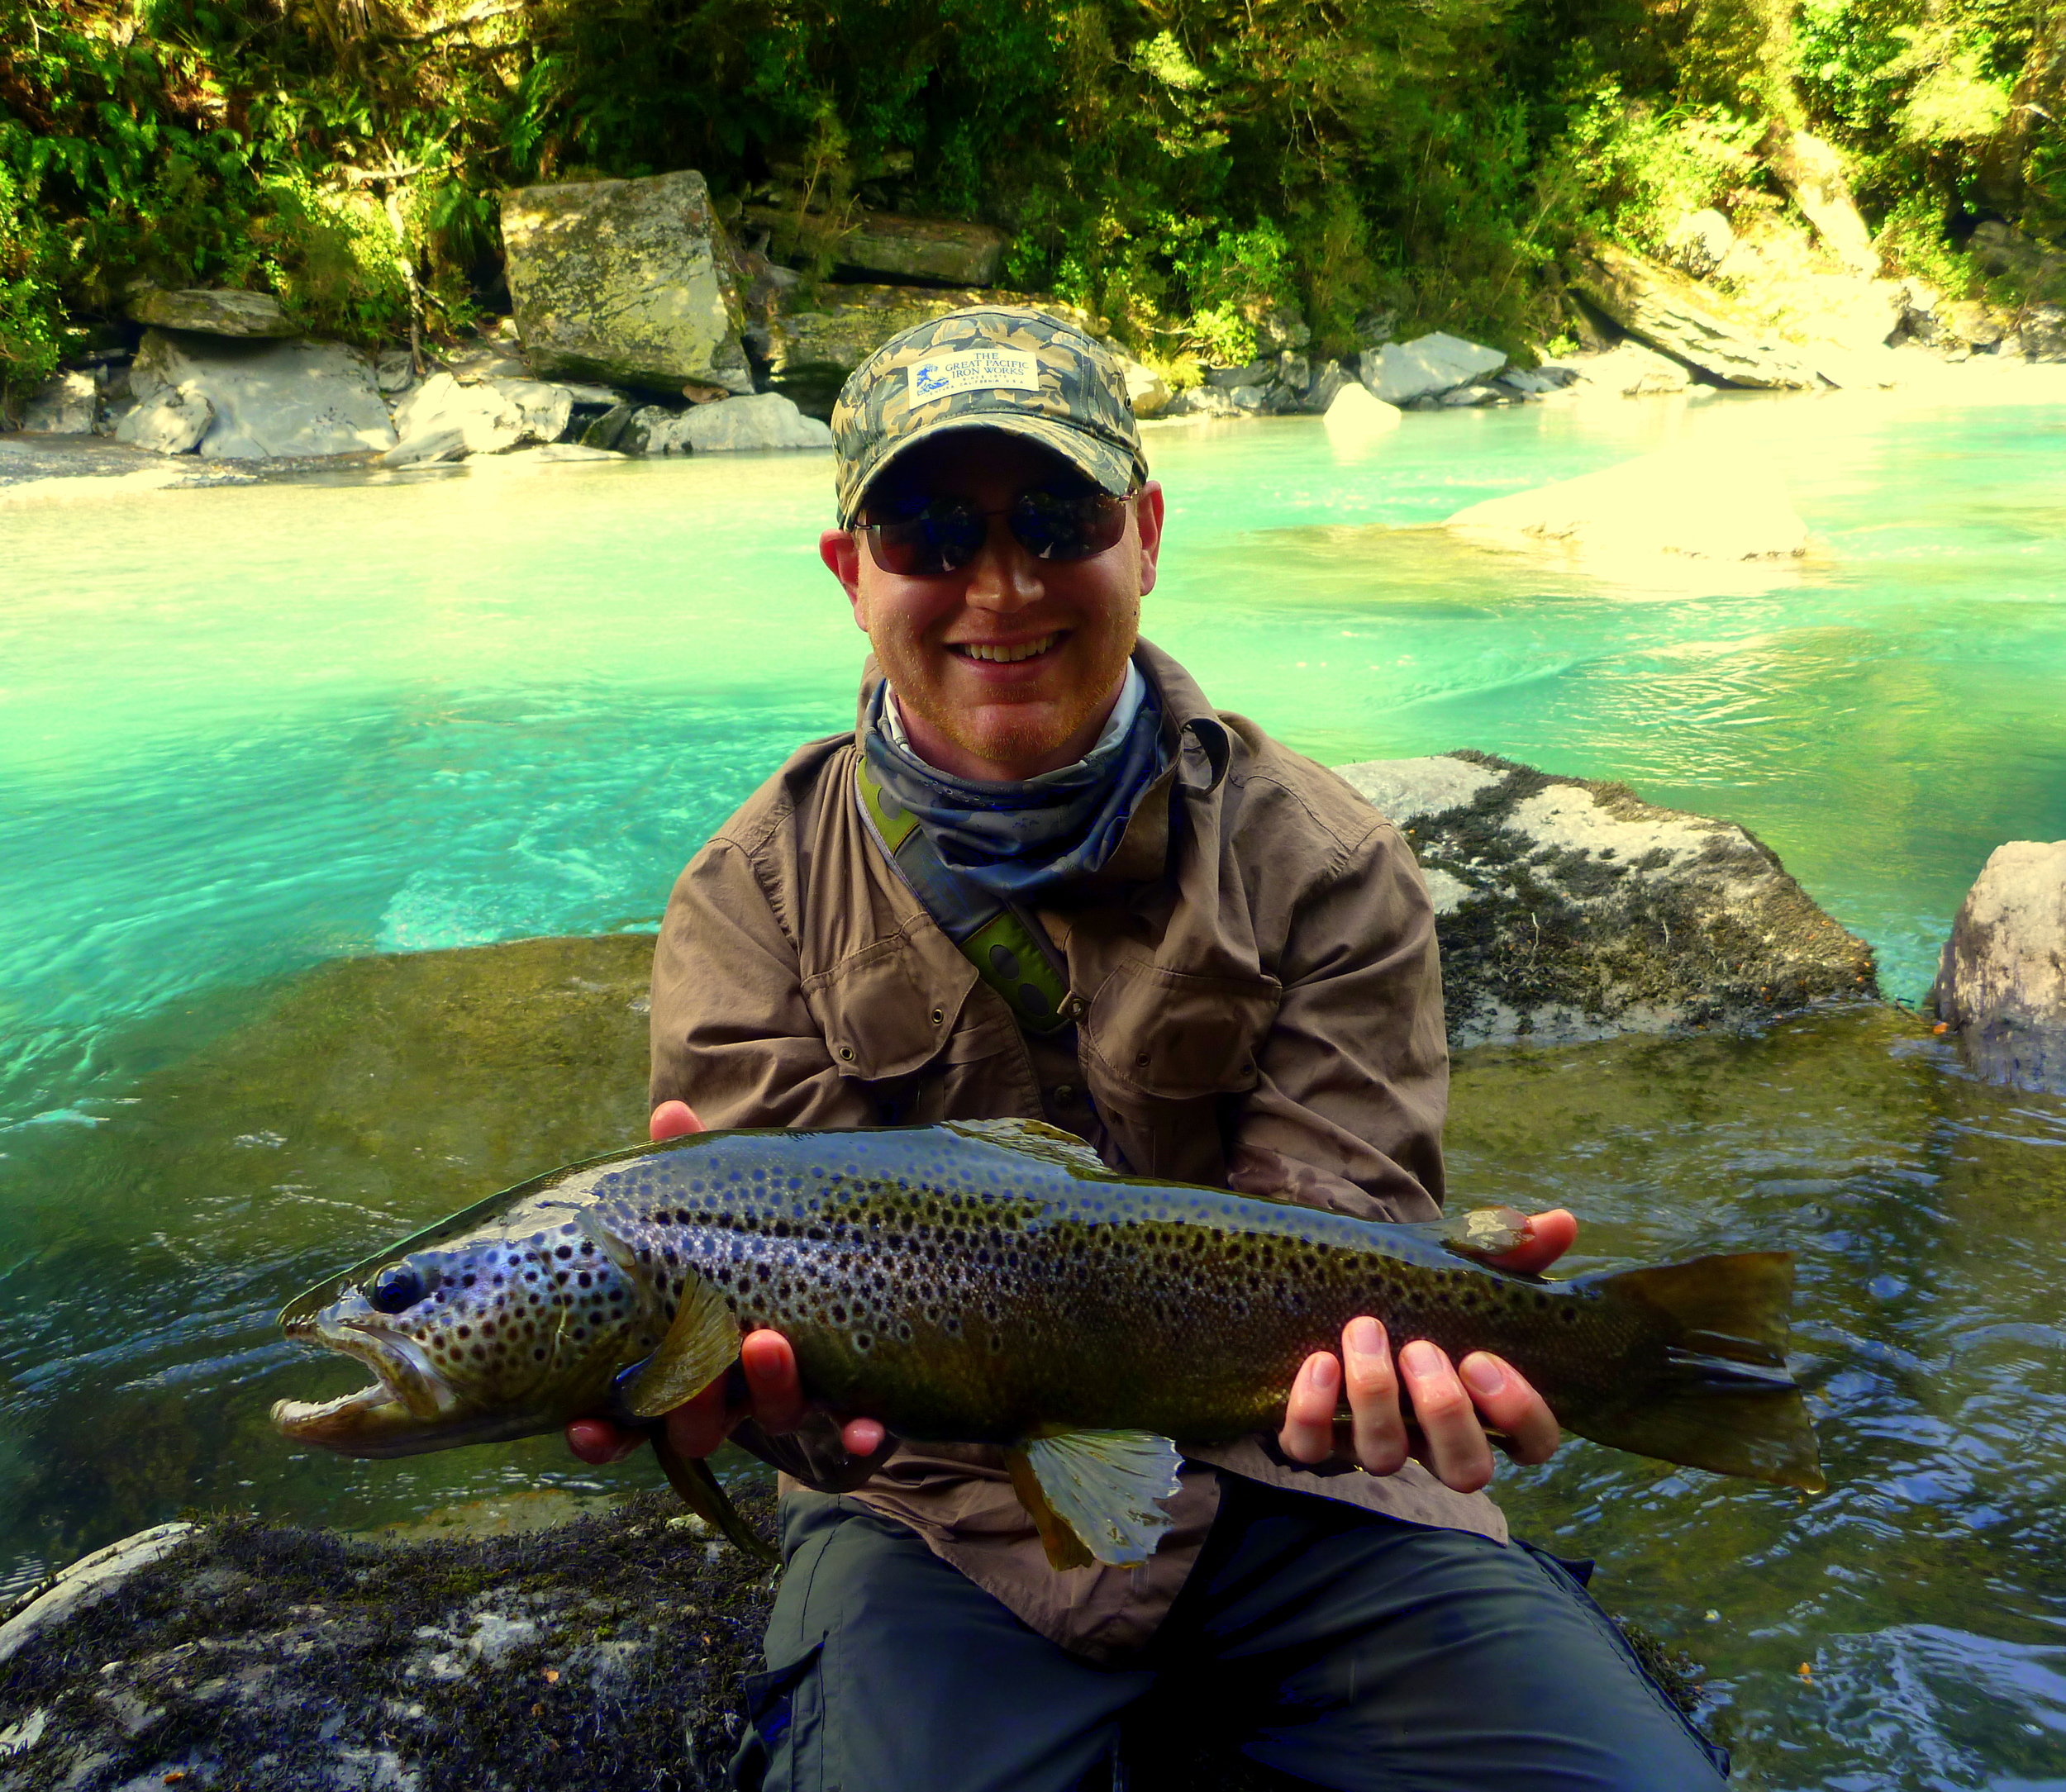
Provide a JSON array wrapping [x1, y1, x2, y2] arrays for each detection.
[[3, 387, 2064, 1786]]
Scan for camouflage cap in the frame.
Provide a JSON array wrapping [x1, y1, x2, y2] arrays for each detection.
[[831, 306, 1147, 524]]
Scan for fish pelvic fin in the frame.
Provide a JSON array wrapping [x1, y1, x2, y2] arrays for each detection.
[[617, 1268, 739, 1419], [1578, 1251, 1826, 1494], [651, 1432, 780, 1565], [1007, 1430, 1183, 1570]]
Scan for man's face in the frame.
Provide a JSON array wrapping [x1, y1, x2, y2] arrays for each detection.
[[819, 431, 1165, 782]]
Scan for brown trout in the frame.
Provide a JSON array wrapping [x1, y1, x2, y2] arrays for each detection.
[[273, 1119, 1823, 1567]]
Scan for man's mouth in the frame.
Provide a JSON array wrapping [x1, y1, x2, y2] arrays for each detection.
[[950, 632, 1062, 664]]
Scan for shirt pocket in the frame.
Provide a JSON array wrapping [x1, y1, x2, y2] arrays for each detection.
[[802, 933, 978, 1082], [1081, 958, 1281, 1099]]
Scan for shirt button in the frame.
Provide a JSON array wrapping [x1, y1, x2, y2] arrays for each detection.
[[1063, 993, 1088, 1021]]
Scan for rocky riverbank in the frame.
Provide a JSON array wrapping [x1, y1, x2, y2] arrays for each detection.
[[6, 158, 2064, 496]]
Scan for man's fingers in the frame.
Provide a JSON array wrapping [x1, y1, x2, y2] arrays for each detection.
[[564, 1418, 645, 1465], [1278, 1350, 1342, 1464], [842, 1417, 887, 1457], [650, 1100, 705, 1143], [1398, 1340, 1496, 1493], [1459, 1352, 1561, 1466], [738, 1329, 807, 1434], [660, 1378, 733, 1460], [1484, 1207, 1578, 1276], [1341, 1317, 1409, 1476]]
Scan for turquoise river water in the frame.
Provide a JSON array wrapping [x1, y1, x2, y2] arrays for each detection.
[[2, 383, 2064, 1788]]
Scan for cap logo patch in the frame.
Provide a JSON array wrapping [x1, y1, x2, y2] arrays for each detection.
[[908, 348, 1040, 408]]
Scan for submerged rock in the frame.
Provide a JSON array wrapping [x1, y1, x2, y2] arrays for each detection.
[[1928, 840, 2066, 1094], [1443, 448, 1808, 564], [1335, 751, 1878, 1046], [638, 392, 833, 454], [1323, 382, 1403, 440], [500, 170, 755, 395]]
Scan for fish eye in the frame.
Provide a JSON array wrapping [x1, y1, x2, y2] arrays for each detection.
[[369, 1264, 426, 1314]]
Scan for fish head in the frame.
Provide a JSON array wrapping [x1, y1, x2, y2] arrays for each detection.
[[272, 1206, 663, 1457]]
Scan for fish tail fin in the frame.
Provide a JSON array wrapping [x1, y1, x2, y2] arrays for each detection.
[[651, 1431, 781, 1564], [1577, 1251, 1826, 1494]]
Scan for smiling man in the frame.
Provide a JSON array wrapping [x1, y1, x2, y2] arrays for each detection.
[[569, 309, 1729, 1790]]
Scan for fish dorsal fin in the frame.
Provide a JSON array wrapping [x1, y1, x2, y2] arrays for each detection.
[[616, 1267, 740, 1419], [1010, 1429, 1183, 1569], [942, 1117, 1109, 1176]]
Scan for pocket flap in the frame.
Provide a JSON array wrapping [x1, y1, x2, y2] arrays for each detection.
[[1083, 960, 1280, 1099], [804, 932, 975, 1081]]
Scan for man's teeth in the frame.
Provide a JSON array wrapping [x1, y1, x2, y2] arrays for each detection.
[[957, 635, 1059, 663]]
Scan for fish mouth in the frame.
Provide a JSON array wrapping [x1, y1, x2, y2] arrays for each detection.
[[271, 1320, 466, 1456]]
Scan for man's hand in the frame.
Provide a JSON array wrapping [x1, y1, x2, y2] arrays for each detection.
[[564, 1101, 885, 1470], [1276, 1209, 1577, 1493]]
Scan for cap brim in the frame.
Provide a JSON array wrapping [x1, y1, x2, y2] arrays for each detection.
[[843, 415, 1138, 523]]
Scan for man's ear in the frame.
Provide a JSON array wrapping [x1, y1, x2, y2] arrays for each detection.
[[1133, 481, 1167, 598], [821, 528, 869, 631]]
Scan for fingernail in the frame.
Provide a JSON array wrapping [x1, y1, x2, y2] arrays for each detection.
[[1462, 1356, 1505, 1396], [1345, 1318, 1384, 1363], [1399, 1340, 1441, 1376]]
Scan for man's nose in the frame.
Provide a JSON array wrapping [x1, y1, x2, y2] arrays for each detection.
[[960, 514, 1045, 611]]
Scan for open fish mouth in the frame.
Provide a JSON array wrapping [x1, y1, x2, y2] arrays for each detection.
[[271, 1321, 459, 1453]]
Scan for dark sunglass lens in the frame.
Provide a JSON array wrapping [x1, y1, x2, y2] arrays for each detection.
[[1012, 492, 1127, 561], [865, 505, 986, 576]]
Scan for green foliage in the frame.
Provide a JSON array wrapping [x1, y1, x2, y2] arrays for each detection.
[[1556, 82, 1765, 260], [0, 158, 63, 415]]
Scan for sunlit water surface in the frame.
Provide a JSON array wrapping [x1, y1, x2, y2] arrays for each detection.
[[3, 387, 2064, 1789]]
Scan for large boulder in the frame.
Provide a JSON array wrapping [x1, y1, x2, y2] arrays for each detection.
[[1322, 382, 1402, 441], [500, 170, 755, 395], [1335, 751, 1877, 1046], [1928, 840, 2066, 1093], [1569, 340, 1692, 396], [1569, 242, 1825, 388], [123, 329, 395, 459], [745, 206, 1008, 286], [115, 385, 214, 454], [639, 391, 833, 453], [387, 373, 577, 460], [1444, 449, 1808, 563], [123, 284, 298, 337], [1359, 332, 1505, 405]]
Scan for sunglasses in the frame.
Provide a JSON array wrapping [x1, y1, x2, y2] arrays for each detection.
[[856, 489, 1132, 578]]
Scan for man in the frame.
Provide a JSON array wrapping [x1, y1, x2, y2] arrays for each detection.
[[569, 308, 1728, 1789]]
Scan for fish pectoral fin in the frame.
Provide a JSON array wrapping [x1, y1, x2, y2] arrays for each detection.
[[651, 1431, 779, 1564], [1393, 1205, 1538, 1266], [616, 1268, 739, 1419], [1006, 1448, 1096, 1571], [1011, 1430, 1183, 1570]]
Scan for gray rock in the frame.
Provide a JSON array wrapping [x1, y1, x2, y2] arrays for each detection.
[[373, 351, 417, 394], [1928, 840, 2066, 1093], [378, 427, 467, 468], [1569, 243, 1825, 388], [125, 331, 395, 459], [1226, 383, 1272, 412], [578, 402, 640, 450], [1353, 310, 1398, 349], [1205, 359, 1276, 389], [1492, 368, 1554, 396], [1159, 383, 1240, 419], [745, 206, 1008, 286], [500, 169, 754, 393], [1573, 340, 1692, 397], [1116, 355, 1171, 419], [1276, 352, 1311, 392], [2021, 303, 2066, 361], [114, 386, 214, 455], [0, 1523, 195, 1666], [642, 392, 832, 454], [1438, 383, 1502, 406], [1968, 221, 2066, 291], [388, 374, 575, 459], [1302, 359, 1350, 413], [21, 370, 98, 434], [123, 285, 297, 338], [1334, 752, 1878, 1045], [1359, 332, 1506, 404]]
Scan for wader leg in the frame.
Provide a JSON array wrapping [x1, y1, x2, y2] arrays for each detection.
[[730, 1490, 1152, 1792], [1134, 1476, 1730, 1792]]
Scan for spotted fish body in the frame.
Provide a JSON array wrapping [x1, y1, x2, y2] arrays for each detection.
[[274, 1119, 1823, 1565]]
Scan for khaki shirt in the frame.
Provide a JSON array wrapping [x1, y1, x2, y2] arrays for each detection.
[[650, 640, 1504, 1662]]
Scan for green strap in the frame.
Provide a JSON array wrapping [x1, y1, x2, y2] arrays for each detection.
[[856, 757, 1073, 1037]]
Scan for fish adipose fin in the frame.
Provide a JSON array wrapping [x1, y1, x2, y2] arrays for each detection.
[[650, 1431, 779, 1565], [1578, 1251, 1827, 1494], [616, 1268, 740, 1419], [1007, 1430, 1183, 1570]]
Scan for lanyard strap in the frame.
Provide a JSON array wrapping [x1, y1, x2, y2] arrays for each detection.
[[854, 754, 1073, 1037]]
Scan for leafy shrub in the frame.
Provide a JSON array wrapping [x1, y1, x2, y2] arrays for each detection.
[[1558, 83, 1765, 259]]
